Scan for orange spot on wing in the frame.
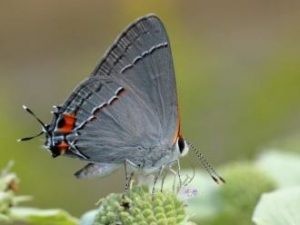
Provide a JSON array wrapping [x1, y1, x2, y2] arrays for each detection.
[[58, 113, 76, 134], [57, 140, 69, 153]]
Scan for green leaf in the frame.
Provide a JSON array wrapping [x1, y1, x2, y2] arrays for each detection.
[[0, 213, 10, 223], [10, 207, 79, 225], [255, 151, 300, 188], [252, 186, 300, 225]]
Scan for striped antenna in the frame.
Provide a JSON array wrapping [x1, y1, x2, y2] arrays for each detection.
[[187, 140, 225, 184], [17, 105, 48, 142]]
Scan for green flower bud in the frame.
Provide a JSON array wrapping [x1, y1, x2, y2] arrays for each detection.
[[93, 187, 188, 225]]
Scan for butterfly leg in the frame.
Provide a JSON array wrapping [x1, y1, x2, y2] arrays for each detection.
[[152, 166, 164, 195], [182, 166, 196, 187], [164, 160, 195, 189], [160, 163, 174, 192], [167, 160, 183, 191], [166, 160, 183, 192], [127, 172, 134, 190], [176, 159, 183, 189], [160, 169, 168, 192], [167, 167, 178, 192], [124, 159, 138, 191]]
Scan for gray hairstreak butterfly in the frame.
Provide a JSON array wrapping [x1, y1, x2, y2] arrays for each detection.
[[19, 14, 224, 187]]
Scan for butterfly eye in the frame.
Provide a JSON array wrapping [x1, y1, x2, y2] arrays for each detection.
[[178, 137, 185, 153], [177, 136, 189, 157]]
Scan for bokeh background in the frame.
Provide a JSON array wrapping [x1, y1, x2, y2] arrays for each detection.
[[1, 0, 300, 216]]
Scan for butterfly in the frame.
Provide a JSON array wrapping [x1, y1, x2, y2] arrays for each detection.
[[20, 14, 224, 187]]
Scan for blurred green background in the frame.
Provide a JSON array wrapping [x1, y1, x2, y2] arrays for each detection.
[[0, 0, 300, 216]]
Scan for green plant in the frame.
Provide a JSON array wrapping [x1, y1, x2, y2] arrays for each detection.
[[0, 162, 78, 225], [92, 187, 188, 225], [2, 149, 300, 225]]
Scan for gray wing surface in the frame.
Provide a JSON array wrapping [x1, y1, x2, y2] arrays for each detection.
[[70, 75, 163, 163], [63, 15, 178, 164], [91, 15, 179, 146]]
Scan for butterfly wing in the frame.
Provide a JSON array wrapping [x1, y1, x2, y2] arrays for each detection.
[[52, 15, 179, 167], [92, 15, 179, 146], [74, 163, 120, 179]]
